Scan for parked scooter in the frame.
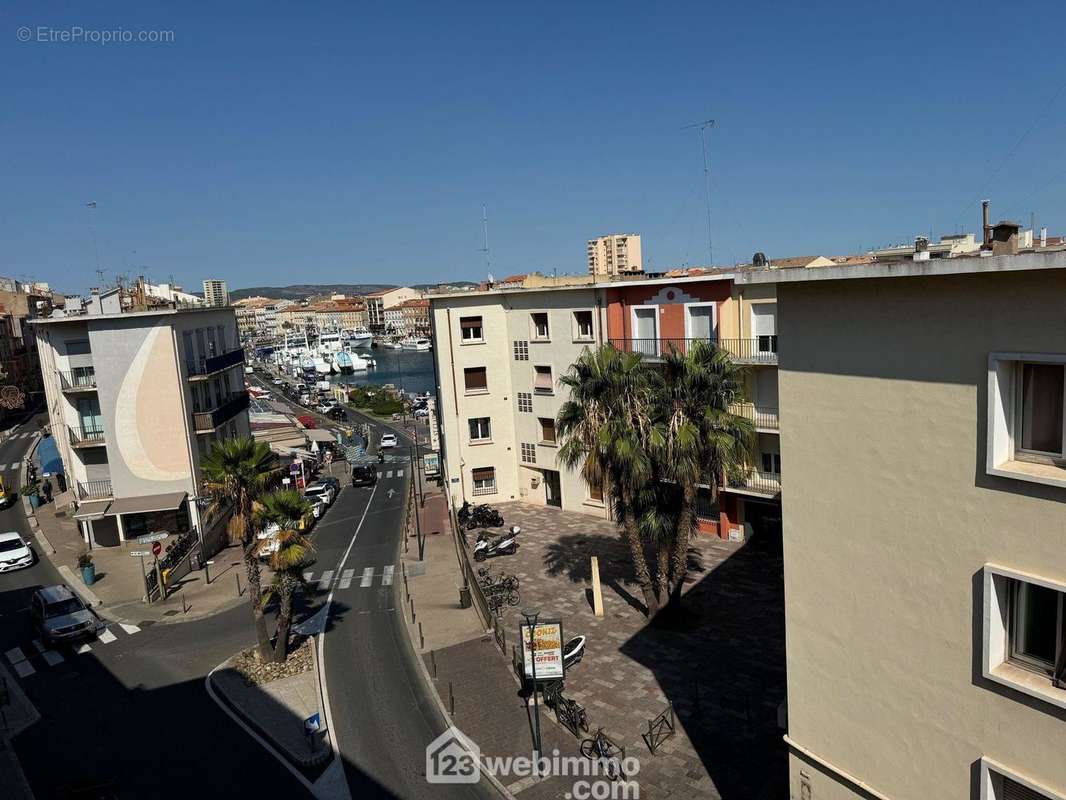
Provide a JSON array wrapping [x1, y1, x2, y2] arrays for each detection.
[[460, 503, 504, 530], [562, 635, 587, 670], [473, 525, 521, 562]]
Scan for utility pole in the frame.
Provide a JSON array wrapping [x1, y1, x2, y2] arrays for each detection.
[[477, 205, 491, 274], [86, 201, 101, 280], [681, 119, 716, 263]]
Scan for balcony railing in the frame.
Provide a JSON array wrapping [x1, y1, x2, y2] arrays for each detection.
[[69, 426, 106, 447], [726, 469, 781, 496], [193, 391, 250, 433], [58, 370, 97, 392], [607, 337, 716, 358], [186, 347, 245, 379], [719, 337, 778, 365], [77, 480, 113, 501], [729, 404, 780, 431]]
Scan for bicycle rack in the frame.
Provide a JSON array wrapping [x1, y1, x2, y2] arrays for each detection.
[[554, 694, 589, 738], [642, 700, 676, 754]]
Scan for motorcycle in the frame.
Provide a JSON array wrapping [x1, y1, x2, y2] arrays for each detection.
[[459, 501, 504, 530], [473, 525, 520, 561], [562, 635, 587, 670]]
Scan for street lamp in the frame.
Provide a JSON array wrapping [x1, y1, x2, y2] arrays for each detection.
[[522, 608, 543, 765]]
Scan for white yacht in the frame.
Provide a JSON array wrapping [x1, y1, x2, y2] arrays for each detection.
[[348, 328, 373, 347], [334, 350, 369, 373], [401, 337, 432, 351], [318, 331, 344, 354]]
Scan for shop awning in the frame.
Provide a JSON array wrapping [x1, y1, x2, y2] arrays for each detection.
[[74, 499, 111, 520], [106, 491, 187, 516]]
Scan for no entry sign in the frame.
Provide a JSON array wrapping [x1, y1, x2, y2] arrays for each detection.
[[151, 541, 162, 556]]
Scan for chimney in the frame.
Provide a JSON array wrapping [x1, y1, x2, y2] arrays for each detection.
[[982, 200, 991, 247], [913, 236, 931, 261], [1041, 227, 1048, 247]]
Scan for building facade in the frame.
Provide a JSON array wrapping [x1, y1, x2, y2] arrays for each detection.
[[754, 252, 1066, 800], [365, 287, 422, 331], [202, 279, 230, 308], [587, 234, 643, 276], [32, 304, 250, 551], [0, 277, 55, 418], [399, 298, 430, 336]]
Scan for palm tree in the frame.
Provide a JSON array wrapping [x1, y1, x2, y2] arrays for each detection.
[[557, 345, 662, 616], [201, 437, 280, 660], [652, 339, 755, 611], [254, 490, 315, 663]]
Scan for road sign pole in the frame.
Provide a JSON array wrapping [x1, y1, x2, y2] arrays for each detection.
[[155, 555, 165, 602], [141, 555, 150, 604]]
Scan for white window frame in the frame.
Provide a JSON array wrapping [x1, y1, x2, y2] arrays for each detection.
[[530, 312, 550, 342], [982, 564, 1066, 711], [471, 467, 496, 496], [987, 352, 1066, 489], [980, 757, 1064, 800], [573, 310, 595, 342], [684, 302, 717, 342], [468, 417, 492, 443], [460, 316, 484, 344]]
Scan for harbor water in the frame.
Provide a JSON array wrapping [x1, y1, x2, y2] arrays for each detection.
[[323, 347, 436, 395]]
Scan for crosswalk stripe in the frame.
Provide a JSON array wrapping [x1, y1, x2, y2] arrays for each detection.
[[395, 468, 404, 478], [5, 647, 26, 665], [0, 464, 8, 471], [360, 567, 374, 588], [98, 628, 117, 644], [303, 571, 313, 583], [75, 644, 92, 655], [338, 568, 354, 589], [119, 623, 141, 635], [32, 639, 46, 654], [385, 470, 393, 478], [13, 661, 34, 678], [317, 570, 334, 590], [382, 565, 394, 586], [42, 650, 64, 667]]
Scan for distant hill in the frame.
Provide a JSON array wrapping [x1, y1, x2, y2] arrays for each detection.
[[230, 281, 478, 301]]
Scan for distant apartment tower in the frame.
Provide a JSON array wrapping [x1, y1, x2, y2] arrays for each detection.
[[202, 279, 229, 307], [587, 234, 642, 276]]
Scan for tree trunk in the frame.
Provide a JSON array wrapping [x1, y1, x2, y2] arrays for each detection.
[[667, 483, 698, 612], [244, 546, 273, 660], [655, 544, 670, 608], [272, 583, 293, 663], [620, 485, 659, 617]]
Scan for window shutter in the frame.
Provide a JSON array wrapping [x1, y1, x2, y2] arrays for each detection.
[[1004, 777, 1051, 800], [464, 367, 487, 391], [472, 467, 494, 482], [461, 317, 482, 329], [534, 367, 553, 390]]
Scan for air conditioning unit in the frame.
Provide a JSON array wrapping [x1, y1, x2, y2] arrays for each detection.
[[530, 476, 540, 488]]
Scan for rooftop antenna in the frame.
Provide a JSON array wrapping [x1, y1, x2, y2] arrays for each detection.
[[682, 118, 716, 263], [477, 205, 491, 273], [86, 201, 101, 276]]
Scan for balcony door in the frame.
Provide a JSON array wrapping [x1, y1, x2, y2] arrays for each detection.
[[77, 396, 103, 435], [631, 306, 659, 357], [752, 304, 778, 356], [685, 303, 716, 346]]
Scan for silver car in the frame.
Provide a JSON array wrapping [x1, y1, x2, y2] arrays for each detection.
[[31, 585, 103, 645]]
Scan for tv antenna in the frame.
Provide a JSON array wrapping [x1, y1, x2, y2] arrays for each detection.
[[85, 201, 101, 275], [681, 118, 716, 263], [477, 205, 491, 273]]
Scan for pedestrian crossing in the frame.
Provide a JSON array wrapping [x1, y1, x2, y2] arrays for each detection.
[[4, 623, 141, 678], [0, 459, 26, 472], [302, 564, 396, 591]]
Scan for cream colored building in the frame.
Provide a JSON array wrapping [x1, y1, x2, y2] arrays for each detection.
[[202, 279, 229, 307], [743, 251, 1066, 800], [364, 287, 422, 331], [587, 233, 643, 276]]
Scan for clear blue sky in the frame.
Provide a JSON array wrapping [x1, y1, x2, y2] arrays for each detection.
[[5, 0, 1066, 295]]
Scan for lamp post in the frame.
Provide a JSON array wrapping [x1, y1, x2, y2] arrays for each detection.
[[522, 608, 543, 765]]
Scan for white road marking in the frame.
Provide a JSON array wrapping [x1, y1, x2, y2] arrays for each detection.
[[395, 468, 404, 478], [317, 570, 334, 590], [384, 470, 393, 478], [360, 567, 374, 588], [74, 643, 92, 654], [5, 646, 26, 665], [13, 661, 34, 678], [119, 623, 141, 635], [382, 565, 394, 586], [302, 571, 313, 583], [338, 568, 354, 589], [0, 464, 8, 471], [32, 639, 46, 653], [98, 628, 117, 644], [42, 650, 64, 667]]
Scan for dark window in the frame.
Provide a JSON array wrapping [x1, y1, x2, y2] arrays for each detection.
[[1009, 580, 1063, 676], [460, 316, 484, 341], [531, 313, 549, 340], [468, 417, 491, 441], [1019, 363, 1064, 455], [464, 367, 487, 392], [575, 311, 594, 339], [539, 417, 556, 443]]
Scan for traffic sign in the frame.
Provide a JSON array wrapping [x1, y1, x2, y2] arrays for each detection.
[[304, 712, 321, 733], [151, 541, 162, 556], [129, 550, 150, 557], [136, 532, 168, 544]]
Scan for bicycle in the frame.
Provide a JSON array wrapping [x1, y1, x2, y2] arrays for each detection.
[[580, 728, 625, 780]]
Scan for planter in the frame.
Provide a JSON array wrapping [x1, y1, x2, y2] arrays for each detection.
[[28, 493, 41, 510], [81, 564, 96, 586]]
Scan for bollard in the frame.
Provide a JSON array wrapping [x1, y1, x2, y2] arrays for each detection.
[[449, 681, 455, 714], [419, 621, 425, 649], [182, 589, 188, 614], [430, 650, 437, 678], [235, 573, 242, 597]]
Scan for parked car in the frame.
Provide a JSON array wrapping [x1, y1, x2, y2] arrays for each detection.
[[328, 406, 348, 421], [298, 393, 312, 405], [380, 433, 397, 449], [304, 482, 335, 506], [317, 401, 337, 414], [321, 476, 341, 494], [307, 496, 326, 519], [31, 585, 103, 645], [273, 378, 285, 385], [413, 407, 430, 419], [351, 464, 377, 486], [0, 530, 33, 572], [297, 415, 317, 429]]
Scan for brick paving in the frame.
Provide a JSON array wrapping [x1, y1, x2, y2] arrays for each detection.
[[457, 502, 788, 800]]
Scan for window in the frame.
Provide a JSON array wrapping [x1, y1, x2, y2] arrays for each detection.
[[761, 452, 781, 474], [513, 340, 529, 361], [471, 467, 496, 496], [980, 757, 1065, 800], [534, 365, 554, 395], [987, 354, 1066, 488], [468, 417, 491, 442], [574, 311, 594, 340], [520, 443, 537, 464], [531, 313, 550, 341], [982, 565, 1066, 710], [539, 417, 557, 444], [464, 366, 488, 393], [587, 481, 603, 502], [517, 392, 533, 413], [460, 316, 484, 342], [65, 339, 91, 356]]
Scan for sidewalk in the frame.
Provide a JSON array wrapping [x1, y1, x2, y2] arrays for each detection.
[[0, 662, 41, 800]]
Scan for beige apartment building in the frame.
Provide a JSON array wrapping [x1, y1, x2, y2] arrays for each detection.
[[748, 251, 1066, 800], [202, 279, 229, 307], [365, 287, 422, 331], [587, 233, 643, 276]]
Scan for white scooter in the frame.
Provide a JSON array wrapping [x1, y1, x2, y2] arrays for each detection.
[[473, 525, 521, 562], [562, 635, 587, 670]]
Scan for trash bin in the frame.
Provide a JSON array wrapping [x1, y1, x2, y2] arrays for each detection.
[[458, 585, 472, 609]]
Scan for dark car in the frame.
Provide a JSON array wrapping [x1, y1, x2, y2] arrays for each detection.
[[322, 476, 341, 493], [328, 407, 348, 421], [351, 464, 377, 486]]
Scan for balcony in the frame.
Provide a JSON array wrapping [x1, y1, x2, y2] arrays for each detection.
[[186, 347, 245, 380], [77, 480, 113, 500], [729, 404, 780, 431], [69, 426, 106, 448], [725, 469, 781, 497], [193, 392, 250, 433], [719, 337, 778, 365], [608, 337, 716, 358], [58, 370, 97, 393]]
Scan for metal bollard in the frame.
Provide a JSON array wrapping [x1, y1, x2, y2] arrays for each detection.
[[430, 650, 437, 678], [419, 621, 424, 649], [449, 681, 455, 714], [235, 573, 242, 597]]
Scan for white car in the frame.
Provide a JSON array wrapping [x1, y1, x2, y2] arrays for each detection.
[[0, 531, 33, 573], [273, 378, 285, 386], [413, 407, 430, 419], [308, 497, 325, 519], [380, 433, 397, 449], [304, 483, 335, 506]]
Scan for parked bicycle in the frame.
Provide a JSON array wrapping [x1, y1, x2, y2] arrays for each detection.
[[476, 567, 520, 593], [579, 728, 626, 780]]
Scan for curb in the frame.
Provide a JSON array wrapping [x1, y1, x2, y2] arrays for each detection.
[[58, 565, 103, 607], [21, 432, 56, 556]]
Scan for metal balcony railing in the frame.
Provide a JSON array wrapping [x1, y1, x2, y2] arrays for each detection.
[[192, 391, 250, 432], [69, 426, 106, 447], [77, 480, 113, 500], [729, 404, 780, 430], [719, 337, 778, 364], [607, 337, 717, 358], [186, 347, 245, 378], [58, 370, 97, 391], [727, 470, 781, 495]]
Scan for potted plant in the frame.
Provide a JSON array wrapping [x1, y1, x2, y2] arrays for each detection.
[[19, 481, 40, 509], [77, 550, 96, 586]]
